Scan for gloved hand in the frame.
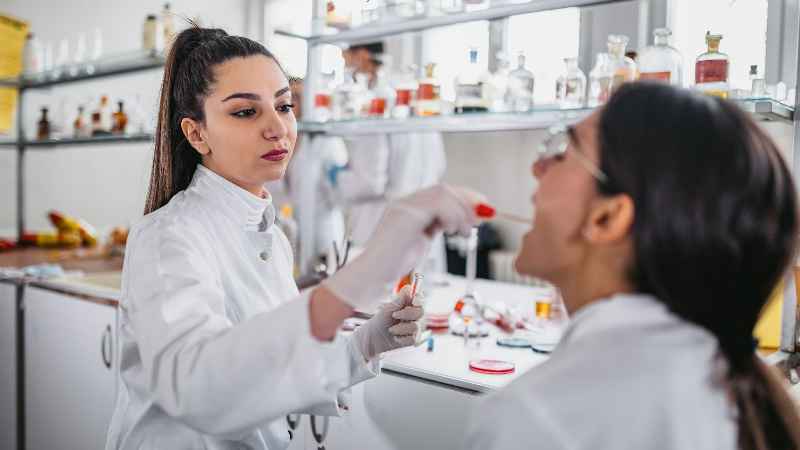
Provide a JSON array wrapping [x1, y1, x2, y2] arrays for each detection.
[[353, 285, 425, 360], [322, 185, 484, 309]]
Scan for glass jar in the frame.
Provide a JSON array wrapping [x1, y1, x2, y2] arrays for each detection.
[[588, 53, 613, 108], [333, 67, 361, 121], [490, 53, 510, 112], [454, 48, 492, 113], [417, 63, 441, 116], [560, 57, 586, 110], [695, 33, 729, 99], [639, 28, 683, 86], [606, 35, 636, 94], [507, 52, 534, 112], [369, 69, 396, 118]]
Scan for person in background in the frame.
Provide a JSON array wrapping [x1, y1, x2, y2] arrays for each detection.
[[106, 25, 483, 450], [266, 79, 349, 265], [335, 42, 449, 272], [465, 82, 800, 449]]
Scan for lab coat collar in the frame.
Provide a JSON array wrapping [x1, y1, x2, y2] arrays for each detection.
[[191, 165, 276, 230], [558, 293, 687, 349]]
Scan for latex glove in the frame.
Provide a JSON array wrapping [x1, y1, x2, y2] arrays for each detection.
[[323, 185, 484, 309], [353, 285, 425, 360]]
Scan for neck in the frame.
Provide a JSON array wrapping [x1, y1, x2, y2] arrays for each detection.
[[555, 250, 637, 315], [200, 159, 265, 198]]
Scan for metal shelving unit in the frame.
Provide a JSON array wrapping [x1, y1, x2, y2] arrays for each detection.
[[291, 0, 800, 359], [2, 50, 164, 242]]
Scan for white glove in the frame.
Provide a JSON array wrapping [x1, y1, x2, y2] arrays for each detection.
[[353, 285, 425, 360], [323, 185, 483, 309]]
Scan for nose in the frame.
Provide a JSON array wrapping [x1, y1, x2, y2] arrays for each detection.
[[262, 108, 288, 142], [532, 157, 548, 180]]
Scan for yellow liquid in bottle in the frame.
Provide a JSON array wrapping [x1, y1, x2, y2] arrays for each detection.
[[700, 90, 728, 99]]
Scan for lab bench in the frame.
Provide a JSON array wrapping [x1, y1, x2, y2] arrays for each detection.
[[0, 251, 547, 449]]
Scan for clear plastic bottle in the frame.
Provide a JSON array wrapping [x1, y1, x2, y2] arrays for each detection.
[[606, 35, 637, 94], [508, 52, 534, 112], [560, 57, 586, 109], [332, 67, 361, 121], [454, 48, 491, 114], [588, 53, 613, 108], [417, 63, 441, 116], [369, 69, 396, 118], [490, 53, 510, 113], [276, 203, 300, 277], [695, 33, 729, 99], [639, 28, 683, 86]]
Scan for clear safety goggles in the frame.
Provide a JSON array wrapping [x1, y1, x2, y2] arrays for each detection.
[[537, 124, 609, 184]]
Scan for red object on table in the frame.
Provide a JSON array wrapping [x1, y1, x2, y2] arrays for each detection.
[[475, 203, 496, 219], [469, 359, 515, 374]]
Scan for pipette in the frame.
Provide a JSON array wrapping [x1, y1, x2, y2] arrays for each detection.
[[410, 273, 424, 297], [475, 203, 531, 224]]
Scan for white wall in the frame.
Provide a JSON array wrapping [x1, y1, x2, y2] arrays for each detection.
[[0, 0, 248, 236]]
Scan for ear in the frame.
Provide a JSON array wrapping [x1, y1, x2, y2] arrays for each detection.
[[181, 118, 210, 155], [583, 194, 634, 244]]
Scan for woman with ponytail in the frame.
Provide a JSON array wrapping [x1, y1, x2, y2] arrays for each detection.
[[106, 25, 482, 450], [466, 83, 800, 449]]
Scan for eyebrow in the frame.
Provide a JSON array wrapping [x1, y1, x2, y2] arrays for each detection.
[[274, 86, 291, 99], [567, 126, 580, 148], [221, 92, 261, 102]]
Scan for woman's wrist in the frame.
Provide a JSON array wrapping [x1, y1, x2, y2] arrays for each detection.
[[308, 284, 355, 341]]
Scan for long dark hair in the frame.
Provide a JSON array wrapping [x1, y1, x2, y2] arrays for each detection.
[[145, 24, 283, 214], [598, 82, 800, 449]]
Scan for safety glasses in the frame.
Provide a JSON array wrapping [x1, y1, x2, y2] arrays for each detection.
[[537, 124, 609, 184]]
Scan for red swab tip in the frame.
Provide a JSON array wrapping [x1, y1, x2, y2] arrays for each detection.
[[475, 203, 496, 219]]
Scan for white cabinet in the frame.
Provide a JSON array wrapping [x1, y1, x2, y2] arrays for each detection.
[[24, 287, 118, 450], [0, 282, 17, 449]]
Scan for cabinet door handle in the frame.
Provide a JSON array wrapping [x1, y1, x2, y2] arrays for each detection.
[[101, 324, 112, 370]]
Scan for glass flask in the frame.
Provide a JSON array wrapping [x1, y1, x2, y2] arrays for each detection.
[[695, 33, 729, 99], [416, 63, 441, 116], [490, 52, 510, 112], [639, 28, 683, 86], [454, 48, 491, 113], [559, 57, 586, 110], [508, 52, 534, 112], [332, 67, 361, 121], [606, 35, 636, 94], [587, 53, 613, 108], [369, 69, 396, 118]]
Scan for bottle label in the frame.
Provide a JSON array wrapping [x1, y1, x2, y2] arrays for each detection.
[[370, 98, 387, 116], [640, 71, 671, 82], [457, 84, 484, 100], [418, 83, 438, 100], [396, 89, 411, 106], [696, 60, 728, 84], [315, 94, 330, 107]]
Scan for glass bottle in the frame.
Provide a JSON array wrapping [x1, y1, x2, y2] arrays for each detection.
[[639, 28, 683, 86], [695, 32, 729, 99], [74, 106, 85, 137], [315, 72, 334, 122], [142, 15, 164, 52], [606, 35, 636, 94], [508, 52, 534, 112], [332, 67, 360, 121], [588, 53, 613, 108], [113, 101, 128, 134], [490, 53, 510, 113], [749, 65, 765, 98], [23, 33, 43, 74], [392, 65, 418, 119], [356, 72, 372, 117], [100, 95, 114, 133], [417, 63, 441, 116], [369, 69, 396, 118], [560, 57, 586, 110], [37, 107, 51, 141], [162, 3, 175, 45], [454, 48, 491, 114]]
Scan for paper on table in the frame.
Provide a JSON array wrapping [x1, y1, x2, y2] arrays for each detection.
[[0, 13, 29, 135]]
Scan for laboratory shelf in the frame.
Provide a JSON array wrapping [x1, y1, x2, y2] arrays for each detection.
[[0, 134, 153, 149], [298, 98, 794, 136], [0, 50, 165, 90], [275, 0, 629, 44]]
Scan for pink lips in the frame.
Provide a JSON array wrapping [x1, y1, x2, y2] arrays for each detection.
[[262, 149, 288, 162]]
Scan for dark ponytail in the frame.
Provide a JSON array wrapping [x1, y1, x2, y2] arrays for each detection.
[[597, 82, 800, 449], [145, 23, 283, 214]]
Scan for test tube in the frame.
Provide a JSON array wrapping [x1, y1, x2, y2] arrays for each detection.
[[410, 273, 424, 296]]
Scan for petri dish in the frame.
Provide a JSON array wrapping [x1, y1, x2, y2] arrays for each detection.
[[469, 359, 515, 374], [497, 337, 532, 348]]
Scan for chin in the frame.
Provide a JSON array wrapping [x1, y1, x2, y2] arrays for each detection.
[[260, 165, 288, 183]]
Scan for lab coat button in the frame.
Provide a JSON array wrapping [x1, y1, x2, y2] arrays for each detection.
[[260, 252, 269, 261]]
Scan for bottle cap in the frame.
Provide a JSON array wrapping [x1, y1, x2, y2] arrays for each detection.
[[147, 14, 157, 20]]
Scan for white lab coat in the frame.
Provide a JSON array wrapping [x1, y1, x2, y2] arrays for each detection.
[[106, 165, 379, 450], [465, 293, 737, 450], [267, 134, 349, 258], [337, 132, 447, 269]]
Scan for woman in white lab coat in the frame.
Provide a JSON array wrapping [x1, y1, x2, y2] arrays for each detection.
[[466, 83, 800, 449], [105, 26, 481, 450]]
